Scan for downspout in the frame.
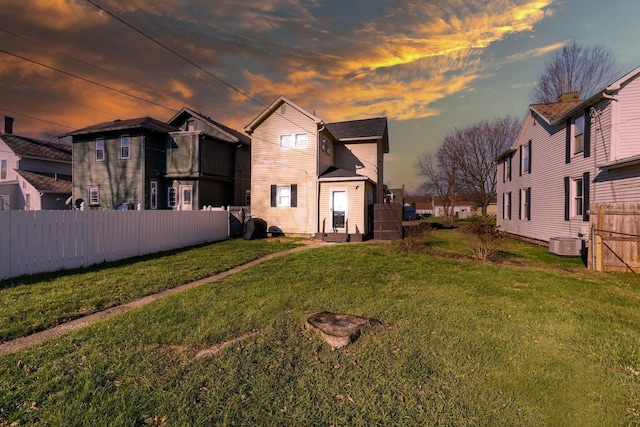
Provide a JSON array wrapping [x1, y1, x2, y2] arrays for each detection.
[[316, 123, 325, 235]]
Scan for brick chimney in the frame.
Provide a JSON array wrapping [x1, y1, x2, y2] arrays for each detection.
[[3, 116, 14, 134], [558, 92, 580, 102]]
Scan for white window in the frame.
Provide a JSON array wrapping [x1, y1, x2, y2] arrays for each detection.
[[277, 185, 291, 207], [503, 155, 511, 182], [0, 159, 6, 180], [96, 138, 105, 162], [120, 135, 130, 159], [574, 115, 584, 155], [150, 180, 158, 210], [89, 186, 100, 205], [168, 187, 177, 208], [520, 188, 531, 221], [573, 178, 583, 217], [279, 133, 308, 149], [503, 192, 511, 220], [522, 141, 531, 174]]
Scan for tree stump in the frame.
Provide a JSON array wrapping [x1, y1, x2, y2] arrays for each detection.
[[305, 312, 381, 350]]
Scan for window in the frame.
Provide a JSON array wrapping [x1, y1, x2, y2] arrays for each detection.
[[0, 159, 6, 179], [277, 185, 290, 207], [279, 133, 308, 149], [520, 188, 531, 220], [89, 186, 100, 205], [150, 180, 158, 210], [168, 187, 177, 208], [96, 138, 105, 161], [25, 193, 30, 211], [503, 155, 511, 182], [321, 138, 331, 154], [574, 115, 584, 155], [271, 184, 297, 207], [503, 192, 511, 220], [120, 135, 130, 159], [521, 141, 531, 174], [573, 178, 583, 217], [245, 190, 251, 207]]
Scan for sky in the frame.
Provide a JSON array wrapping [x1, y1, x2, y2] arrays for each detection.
[[1, 0, 639, 192]]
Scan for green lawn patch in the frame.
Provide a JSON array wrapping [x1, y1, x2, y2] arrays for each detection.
[[1, 230, 639, 425], [0, 238, 301, 342]]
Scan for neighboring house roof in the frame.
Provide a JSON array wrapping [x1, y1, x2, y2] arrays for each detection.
[[432, 197, 475, 206], [318, 166, 372, 182], [61, 117, 179, 137], [168, 107, 250, 146], [1, 133, 72, 162], [325, 117, 389, 153], [530, 100, 583, 124], [415, 202, 433, 210], [15, 170, 72, 193], [244, 96, 323, 134]]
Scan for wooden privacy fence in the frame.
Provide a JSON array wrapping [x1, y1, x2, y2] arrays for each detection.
[[591, 203, 640, 273], [374, 203, 403, 240], [0, 209, 230, 281]]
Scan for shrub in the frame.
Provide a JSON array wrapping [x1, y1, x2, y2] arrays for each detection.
[[462, 216, 501, 260], [398, 222, 432, 252]]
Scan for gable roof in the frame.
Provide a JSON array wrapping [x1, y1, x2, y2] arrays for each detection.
[[61, 117, 179, 137], [318, 165, 372, 182], [244, 96, 323, 134], [325, 117, 389, 153], [168, 107, 250, 146], [530, 100, 583, 124], [15, 170, 72, 193], [1, 133, 72, 163]]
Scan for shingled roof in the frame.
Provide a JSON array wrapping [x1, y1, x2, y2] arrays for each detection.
[[1, 133, 72, 162], [61, 117, 179, 137], [530, 100, 583, 124], [15, 170, 72, 193], [325, 117, 389, 153]]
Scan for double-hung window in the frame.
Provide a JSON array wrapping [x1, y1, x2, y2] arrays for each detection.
[[280, 133, 308, 149], [503, 192, 511, 220], [277, 185, 290, 207], [520, 188, 531, 220], [574, 115, 585, 155], [271, 184, 297, 207], [573, 178, 583, 217], [120, 135, 130, 159], [504, 155, 511, 182], [0, 159, 6, 179], [521, 141, 531, 174], [96, 138, 105, 161], [89, 186, 100, 206]]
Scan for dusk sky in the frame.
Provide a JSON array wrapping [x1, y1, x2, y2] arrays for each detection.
[[1, 0, 639, 191]]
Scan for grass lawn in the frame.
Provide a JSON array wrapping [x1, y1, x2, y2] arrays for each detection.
[[0, 238, 302, 342], [1, 228, 640, 426]]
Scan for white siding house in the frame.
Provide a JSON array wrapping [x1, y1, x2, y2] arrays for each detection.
[[244, 96, 389, 238], [496, 66, 640, 245]]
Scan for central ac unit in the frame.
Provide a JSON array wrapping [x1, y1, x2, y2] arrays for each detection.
[[549, 237, 582, 257]]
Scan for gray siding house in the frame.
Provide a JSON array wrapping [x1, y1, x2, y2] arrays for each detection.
[[496, 65, 640, 245], [0, 116, 72, 210]]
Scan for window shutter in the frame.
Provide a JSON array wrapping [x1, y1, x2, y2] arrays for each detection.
[[270, 185, 277, 207], [564, 176, 570, 221], [565, 119, 571, 164], [518, 190, 522, 219], [290, 184, 297, 207], [526, 188, 531, 220], [528, 142, 532, 173], [583, 171, 590, 222], [519, 146, 523, 176], [584, 110, 591, 158]]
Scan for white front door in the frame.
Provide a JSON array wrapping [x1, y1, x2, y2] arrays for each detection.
[[180, 185, 193, 211], [332, 190, 347, 230]]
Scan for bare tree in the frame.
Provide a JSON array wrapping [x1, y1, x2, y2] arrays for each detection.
[[446, 117, 521, 215], [416, 151, 453, 220], [531, 42, 620, 104]]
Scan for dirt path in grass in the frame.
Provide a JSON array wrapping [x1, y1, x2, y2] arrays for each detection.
[[0, 240, 330, 356]]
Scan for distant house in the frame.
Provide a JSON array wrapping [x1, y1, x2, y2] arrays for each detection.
[[63, 111, 250, 210], [432, 196, 475, 218], [496, 65, 640, 244], [244, 96, 389, 237], [0, 116, 72, 210], [63, 117, 180, 210], [415, 202, 433, 216], [166, 108, 250, 209]]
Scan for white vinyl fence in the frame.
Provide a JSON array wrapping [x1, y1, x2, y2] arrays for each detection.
[[0, 209, 230, 281]]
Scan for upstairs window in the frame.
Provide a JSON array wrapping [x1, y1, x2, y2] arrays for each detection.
[[120, 135, 130, 159], [503, 155, 511, 182], [96, 138, 105, 161], [280, 133, 308, 149], [574, 115, 584, 155], [521, 141, 531, 174], [0, 159, 6, 179]]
